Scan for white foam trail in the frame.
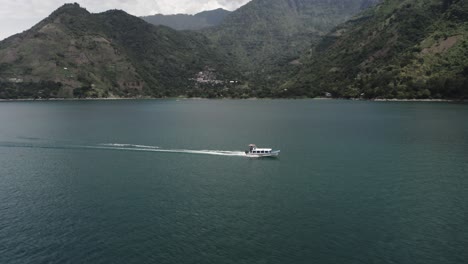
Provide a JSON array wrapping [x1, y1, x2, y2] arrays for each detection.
[[0, 141, 249, 157], [91, 144, 246, 157], [100, 143, 160, 149]]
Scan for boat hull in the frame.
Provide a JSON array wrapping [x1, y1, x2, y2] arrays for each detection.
[[245, 150, 280, 158]]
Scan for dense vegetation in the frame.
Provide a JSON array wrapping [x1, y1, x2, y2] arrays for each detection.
[[141, 9, 230, 30], [1, 0, 467, 99], [0, 81, 62, 99], [0, 3, 237, 99], [203, 0, 380, 87], [285, 0, 468, 99]]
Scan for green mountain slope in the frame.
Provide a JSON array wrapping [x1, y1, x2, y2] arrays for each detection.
[[0, 4, 234, 99], [141, 9, 231, 30], [286, 0, 468, 99], [205, 0, 380, 72]]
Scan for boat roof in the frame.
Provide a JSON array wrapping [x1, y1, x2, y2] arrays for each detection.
[[248, 144, 273, 151]]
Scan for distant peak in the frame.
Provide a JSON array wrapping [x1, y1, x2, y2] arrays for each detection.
[[197, 8, 230, 14], [102, 9, 130, 16], [59, 2, 81, 9], [52, 2, 90, 16]]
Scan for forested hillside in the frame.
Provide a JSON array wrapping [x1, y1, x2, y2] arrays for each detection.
[[207, 0, 380, 68], [285, 0, 468, 99], [0, 4, 235, 99], [141, 9, 230, 30], [1, 0, 466, 99]]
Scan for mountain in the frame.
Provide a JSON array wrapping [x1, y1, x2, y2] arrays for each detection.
[[4, 0, 464, 100], [0, 3, 235, 99], [285, 0, 468, 99], [141, 9, 231, 31], [204, 0, 380, 74]]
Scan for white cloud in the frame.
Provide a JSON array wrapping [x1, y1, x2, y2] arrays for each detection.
[[216, 0, 251, 11], [0, 0, 252, 40]]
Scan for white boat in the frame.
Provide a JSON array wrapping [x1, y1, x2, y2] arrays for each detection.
[[245, 144, 280, 157]]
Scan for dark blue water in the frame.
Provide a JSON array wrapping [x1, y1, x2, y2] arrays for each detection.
[[0, 99, 467, 264]]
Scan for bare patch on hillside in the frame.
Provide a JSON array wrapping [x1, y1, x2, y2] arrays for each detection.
[[0, 48, 19, 63], [422, 36, 460, 54], [289, 59, 302, 65]]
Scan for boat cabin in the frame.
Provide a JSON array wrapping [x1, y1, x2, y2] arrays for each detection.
[[246, 144, 273, 154]]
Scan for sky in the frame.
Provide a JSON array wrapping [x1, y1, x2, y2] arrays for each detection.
[[0, 0, 251, 40]]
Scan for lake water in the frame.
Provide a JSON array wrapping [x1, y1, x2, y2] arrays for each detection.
[[0, 99, 467, 264]]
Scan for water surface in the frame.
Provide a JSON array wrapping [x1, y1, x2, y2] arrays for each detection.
[[0, 99, 467, 264]]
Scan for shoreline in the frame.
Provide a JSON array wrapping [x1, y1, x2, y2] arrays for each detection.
[[370, 98, 466, 102], [0, 97, 466, 103]]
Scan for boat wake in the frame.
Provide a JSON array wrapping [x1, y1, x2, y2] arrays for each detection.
[[0, 140, 246, 157], [94, 143, 246, 157], [100, 143, 161, 149]]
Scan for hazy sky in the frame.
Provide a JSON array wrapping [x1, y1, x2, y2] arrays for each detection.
[[0, 0, 251, 40]]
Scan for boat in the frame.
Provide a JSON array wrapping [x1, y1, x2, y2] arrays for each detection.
[[245, 144, 280, 157]]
